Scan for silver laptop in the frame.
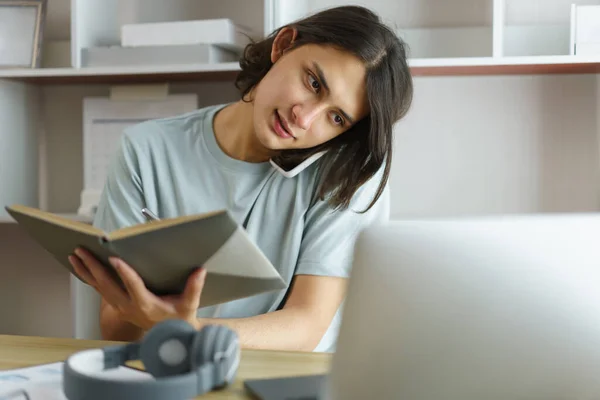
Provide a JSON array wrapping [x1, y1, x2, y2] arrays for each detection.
[[246, 214, 600, 399]]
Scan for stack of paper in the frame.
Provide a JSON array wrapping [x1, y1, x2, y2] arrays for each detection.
[[82, 44, 238, 67], [121, 18, 252, 52], [82, 18, 252, 67], [0, 362, 151, 400]]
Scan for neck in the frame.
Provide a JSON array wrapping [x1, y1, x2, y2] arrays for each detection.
[[213, 101, 273, 163]]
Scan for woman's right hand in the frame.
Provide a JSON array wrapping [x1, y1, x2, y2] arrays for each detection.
[[70, 247, 207, 340], [99, 297, 145, 341]]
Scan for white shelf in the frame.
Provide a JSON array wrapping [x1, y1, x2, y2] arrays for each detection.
[[1, 56, 599, 85], [408, 55, 600, 75], [0, 62, 241, 84], [410, 54, 600, 66], [0, 213, 93, 224]]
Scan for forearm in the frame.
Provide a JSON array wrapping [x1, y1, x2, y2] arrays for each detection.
[[100, 302, 145, 342], [200, 308, 322, 352]]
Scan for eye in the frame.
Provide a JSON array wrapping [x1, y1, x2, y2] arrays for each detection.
[[332, 113, 345, 126], [308, 74, 320, 92]]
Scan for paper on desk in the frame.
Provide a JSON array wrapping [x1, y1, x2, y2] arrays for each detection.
[[0, 362, 152, 400]]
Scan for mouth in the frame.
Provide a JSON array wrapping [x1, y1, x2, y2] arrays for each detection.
[[273, 110, 295, 139]]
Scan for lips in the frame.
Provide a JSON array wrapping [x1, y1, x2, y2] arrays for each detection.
[[274, 111, 294, 139]]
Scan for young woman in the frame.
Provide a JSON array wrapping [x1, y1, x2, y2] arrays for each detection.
[[69, 5, 413, 352]]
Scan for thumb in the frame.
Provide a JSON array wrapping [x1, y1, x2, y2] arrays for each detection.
[[181, 267, 207, 313]]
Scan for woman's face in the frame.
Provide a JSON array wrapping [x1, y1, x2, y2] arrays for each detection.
[[251, 29, 369, 152]]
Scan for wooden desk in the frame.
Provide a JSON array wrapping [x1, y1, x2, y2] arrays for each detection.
[[0, 334, 331, 399]]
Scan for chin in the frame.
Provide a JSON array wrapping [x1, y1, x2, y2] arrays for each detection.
[[261, 134, 285, 152], [254, 127, 281, 153], [256, 121, 284, 150]]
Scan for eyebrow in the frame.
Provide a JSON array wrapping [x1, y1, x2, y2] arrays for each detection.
[[313, 61, 356, 125]]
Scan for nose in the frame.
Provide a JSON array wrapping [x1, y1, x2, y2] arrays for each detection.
[[292, 102, 327, 131]]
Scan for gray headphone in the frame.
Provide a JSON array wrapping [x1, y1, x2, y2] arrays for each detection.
[[62, 319, 240, 400]]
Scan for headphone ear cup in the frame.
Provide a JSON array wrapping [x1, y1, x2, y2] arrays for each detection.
[[191, 325, 239, 383], [140, 319, 196, 378], [212, 325, 240, 385], [191, 325, 219, 367]]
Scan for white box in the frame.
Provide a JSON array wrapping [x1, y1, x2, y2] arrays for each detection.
[[82, 44, 238, 67], [570, 4, 600, 55], [121, 18, 253, 52], [574, 42, 600, 56]]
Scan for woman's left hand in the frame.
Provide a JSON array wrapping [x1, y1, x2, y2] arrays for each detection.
[[69, 248, 206, 331]]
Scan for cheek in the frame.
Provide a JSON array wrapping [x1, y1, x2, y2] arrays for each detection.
[[255, 69, 299, 106], [255, 79, 277, 102]]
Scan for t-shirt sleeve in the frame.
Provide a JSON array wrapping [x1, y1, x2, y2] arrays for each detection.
[[295, 167, 389, 278], [92, 131, 146, 232]]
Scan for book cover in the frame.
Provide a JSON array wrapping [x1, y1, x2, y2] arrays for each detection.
[[5, 204, 286, 308]]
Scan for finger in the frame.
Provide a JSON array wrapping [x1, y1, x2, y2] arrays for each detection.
[[70, 254, 123, 310], [69, 255, 97, 286], [74, 248, 129, 306], [181, 267, 207, 313], [74, 248, 109, 280], [110, 257, 159, 309]]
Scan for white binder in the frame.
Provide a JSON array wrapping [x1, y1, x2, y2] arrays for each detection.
[[79, 85, 198, 218]]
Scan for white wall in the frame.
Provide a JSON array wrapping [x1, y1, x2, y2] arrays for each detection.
[[390, 74, 600, 218], [0, 80, 39, 211]]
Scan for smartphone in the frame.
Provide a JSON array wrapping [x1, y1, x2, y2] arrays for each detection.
[[269, 150, 327, 178]]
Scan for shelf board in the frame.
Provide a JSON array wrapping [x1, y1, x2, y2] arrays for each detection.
[[0, 213, 93, 224], [0, 62, 242, 84], [409, 55, 600, 76], [0, 56, 599, 84]]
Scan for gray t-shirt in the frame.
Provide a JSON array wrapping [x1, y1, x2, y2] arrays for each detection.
[[93, 103, 387, 352]]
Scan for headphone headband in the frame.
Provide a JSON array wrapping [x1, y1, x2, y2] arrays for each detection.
[[62, 320, 240, 400]]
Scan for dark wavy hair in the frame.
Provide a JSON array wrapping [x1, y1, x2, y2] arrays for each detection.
[[235, 5, 413, 212]]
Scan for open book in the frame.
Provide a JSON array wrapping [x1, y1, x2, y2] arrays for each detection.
[[5, 205, 286, 307]]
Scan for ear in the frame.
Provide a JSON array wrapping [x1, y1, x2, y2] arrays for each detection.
[[271, 27, 298, 63]]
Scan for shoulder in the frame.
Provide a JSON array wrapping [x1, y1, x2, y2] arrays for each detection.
[[349, 163, 388, 214], [120, 103, 227, 153], [295, 161, 388, 277], [307, 158, 387, 214]]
